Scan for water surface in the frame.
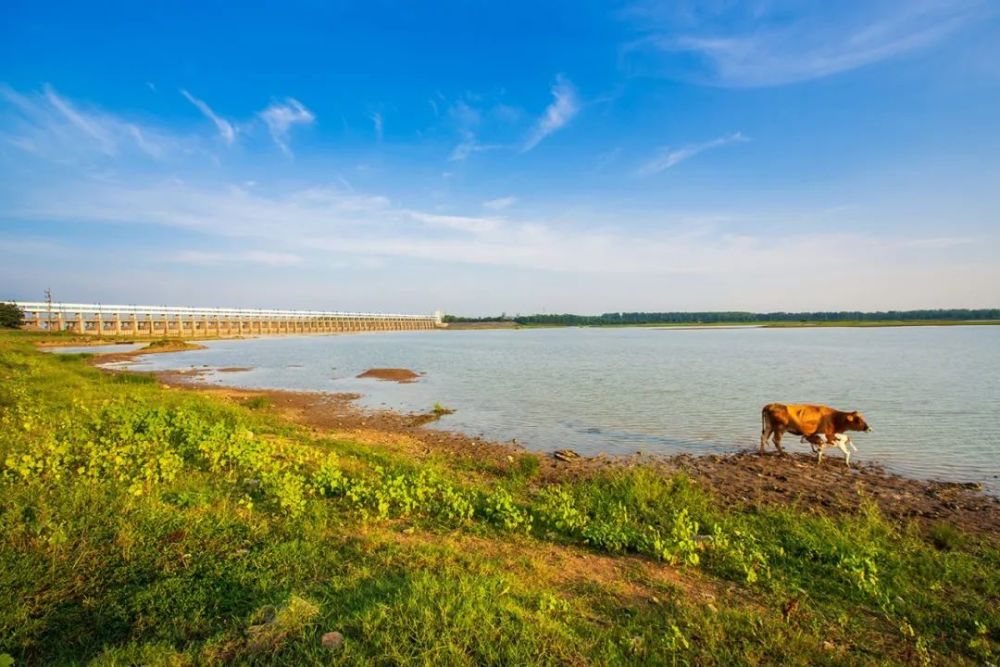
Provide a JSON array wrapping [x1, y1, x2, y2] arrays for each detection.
[[122, 326, 1000, 492]]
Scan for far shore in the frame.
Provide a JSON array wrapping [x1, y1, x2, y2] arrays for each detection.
[[447, 319, 1000, 330]]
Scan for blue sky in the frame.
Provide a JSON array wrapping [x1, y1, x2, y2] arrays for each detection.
[[1, 0, 998, 315]]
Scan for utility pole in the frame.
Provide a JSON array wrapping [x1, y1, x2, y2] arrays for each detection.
[[44, 288, 53, 331]]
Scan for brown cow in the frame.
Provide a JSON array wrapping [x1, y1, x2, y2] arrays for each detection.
[[760, 403, 871, 465]]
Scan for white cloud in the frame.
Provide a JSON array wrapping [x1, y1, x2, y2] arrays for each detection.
[[449, 129, 502, 161], [258, 98, 315, 155], [8, 175, 944, 277], [172, 250, 303, 267], [623, 0, 987, 87], [522, 75, 580, 152], [450, 100, 480, 127], [7, 172, 999, 312], [483, 196, 517, 211], [636, 132, 747, 176], [371, 112, 383, 141], [903, 236, 975, 249], [43, 85, 116, 154], [180, 89, 236, 144], [1, 84, 175, 160], [407, 211, 499, 234]]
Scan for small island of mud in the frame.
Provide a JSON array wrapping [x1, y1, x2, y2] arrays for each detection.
[[357, 367, 422, 383]]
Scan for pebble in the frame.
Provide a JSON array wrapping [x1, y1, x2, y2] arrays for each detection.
[[321, 631, 344, 649]]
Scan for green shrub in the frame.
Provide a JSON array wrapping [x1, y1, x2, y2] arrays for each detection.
[[243, 395, 272, 410], [0, 303, 24, 329]]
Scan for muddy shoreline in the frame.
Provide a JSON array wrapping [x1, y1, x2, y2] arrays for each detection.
[[82, 343, 1000, 537]]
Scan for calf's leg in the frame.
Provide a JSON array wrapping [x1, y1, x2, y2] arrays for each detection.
[[837, 436, 853, 467]]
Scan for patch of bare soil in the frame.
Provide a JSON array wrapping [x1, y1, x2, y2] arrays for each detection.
[[673, 451, 1000, 536], [357, 367, 422, 382]]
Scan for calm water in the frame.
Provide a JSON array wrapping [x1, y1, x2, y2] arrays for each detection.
[[118, 327, 1000, 493]]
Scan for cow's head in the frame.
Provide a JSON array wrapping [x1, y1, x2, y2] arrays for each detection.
[[845, 411, 872, 433]]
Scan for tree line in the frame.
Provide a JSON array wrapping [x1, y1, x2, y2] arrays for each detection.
[[444, 309, 1000, 326]]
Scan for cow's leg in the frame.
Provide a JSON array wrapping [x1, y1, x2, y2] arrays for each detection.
[[803, 434, 825, 463], [772, 428, 785, 455], [760, 413, 772, 453]]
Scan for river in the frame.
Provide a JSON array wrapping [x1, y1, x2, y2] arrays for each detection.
[[111, 325, 1000, 492]]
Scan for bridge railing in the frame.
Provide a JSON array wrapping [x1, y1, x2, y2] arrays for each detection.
[[10, 302, 441, 336]]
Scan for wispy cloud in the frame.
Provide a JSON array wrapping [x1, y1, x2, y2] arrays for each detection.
[[370, 112, 383, 142], [180, 89, 236, 144], [1, 84, 175, 160], [258, 98, 315, 155], [172, 250, 303, 267], [407, 211, 499, 234], [449, 130, 502, 161], [483, 196, 517, 211], [447, 100, 493, 161], [622, 0, 987, 87], [522, 75, 580, 152], [636, 132, 747, 176], [43, 84, 116, 154], [8, 171, 997, 314], [903, 236, 975, 249]]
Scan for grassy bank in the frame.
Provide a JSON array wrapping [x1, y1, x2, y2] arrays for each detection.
[[1, 333, 997, 665]]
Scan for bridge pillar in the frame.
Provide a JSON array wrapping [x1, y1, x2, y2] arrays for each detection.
[[94, 312, 103, 336], [112, 314, 121, 335], [75, 312, 85, 334]]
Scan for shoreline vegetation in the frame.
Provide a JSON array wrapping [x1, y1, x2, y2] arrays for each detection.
[[1, 331, 998, 664], [443, 308, 1000, 329]]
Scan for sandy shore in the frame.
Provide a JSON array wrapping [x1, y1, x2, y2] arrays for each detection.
[[84, 342, 1000, 538]]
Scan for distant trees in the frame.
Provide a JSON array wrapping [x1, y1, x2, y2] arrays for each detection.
[[0, 302, 25, 329], [443, 309, 1000, 326]]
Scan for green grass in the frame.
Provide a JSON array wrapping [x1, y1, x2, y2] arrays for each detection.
[[242, 395, 273, 410], [0, 332, 997, 665]]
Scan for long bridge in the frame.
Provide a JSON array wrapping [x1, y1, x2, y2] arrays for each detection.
[[11, 302, 442, 337]]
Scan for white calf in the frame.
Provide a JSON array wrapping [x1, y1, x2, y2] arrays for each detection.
[[800, 433, 857, 467]]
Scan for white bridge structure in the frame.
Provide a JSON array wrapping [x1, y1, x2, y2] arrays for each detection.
[[12, 302, 442, 337]]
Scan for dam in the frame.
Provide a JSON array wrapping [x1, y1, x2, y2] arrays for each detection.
[[11, 302, 442, 337]]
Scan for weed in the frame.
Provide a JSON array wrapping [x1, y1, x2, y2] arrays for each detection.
[[243, 395, 272, 410]]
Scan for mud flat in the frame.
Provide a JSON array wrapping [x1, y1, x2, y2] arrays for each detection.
[[356, 367, 422, 383]]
